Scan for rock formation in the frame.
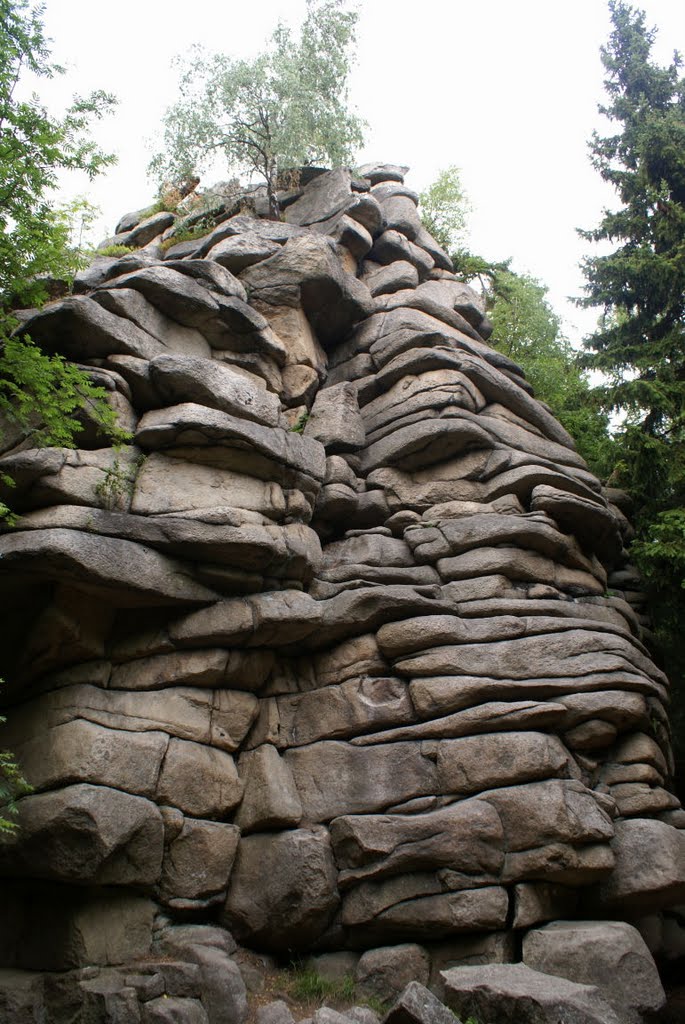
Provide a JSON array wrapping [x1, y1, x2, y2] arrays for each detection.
[[0, 163, 683, 1021]]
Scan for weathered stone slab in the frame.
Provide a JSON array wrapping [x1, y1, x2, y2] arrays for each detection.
[[14, 718, 168, 795], [304, 382, 366, 452], [330, 798, 504, 885], [249, 676, 415, 748], [592, 818, 685, 911], [0, 885, 155, 969], [135, 404, 326, 484], [241, 234, 374, 347], [437, 732, 575, 795], [234, 745, 302, 832], [522, 920, 665, 1022], [130, 452, 289, 520], [0, 784, 164, 886], [442, 963, 622, 1024], [160, 819, 240, 902], [92, 287, 212, 358], [149, 355, 280, 425], [207, 232, 280, 272], [482, 779, 615, 852], [366, 887, 509, 941], [355, 949, 430, 1005], [156, 738, 243, 818], [223, 827, 339, 952], [0, 527, 219, 606], [285, 740, 437, 821], [19, 296, 167, 361]]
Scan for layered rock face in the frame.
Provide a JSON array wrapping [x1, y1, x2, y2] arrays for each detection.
[[0, 164, 683, 1008]]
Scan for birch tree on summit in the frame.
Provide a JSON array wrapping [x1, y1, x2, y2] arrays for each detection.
[[150, 0, 365, 218]]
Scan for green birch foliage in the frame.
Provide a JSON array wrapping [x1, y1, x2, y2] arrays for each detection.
[[0, 1, 123, 453], [418, 165, 471, 252], [0, 0, 116, 305], [150, 0, 366, 212]]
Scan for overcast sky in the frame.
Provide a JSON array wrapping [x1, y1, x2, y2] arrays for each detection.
[[38, 0, 685, 342]]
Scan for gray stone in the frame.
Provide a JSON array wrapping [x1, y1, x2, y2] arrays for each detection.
[[0, 783, 163, 886], [0, 527, 219, 606], [0, 969, 45, 1024], [443, 963, 621, 1024], [160, 820, 240, 902], [331, 798, 503, 886], [381, 981, 460, 1024], [234, 744, 303, 832], [305, 952, 359, 983], [359, 163, 409, 184], [223, 827, 339, 951], [241, 234, 374, 347], [285, 740, 438, 821], [522, 920, 665, 1022], [481, 779, 614, 852], [346, 1009, 380, 1024], [436, 732, 576, 795], [142, 997, 209, 1023], [134, 403, 326, 485], [156, 924, 237, 959], [183, 947, 246, 1024], [513, 882, 579, 928], [20, 295, 167, 361], [284, 169, 354, 226], [428, 933, 516, 994], [207, 233, 281, 272], [313, 212, 374, 260], [593, 817, 685, 911], [368, 231, 434, 276], [256, 1001, 294, 1024], [361, 260, 419, 296], [356, 947, 429, 1005], [250, 676, 414, 749], [93, 287, 212, 359], [114, 210, 176, 248], [156, 738, 243, 818], [13, 718, 168, 796], [304, 382, 366, 452], [149, 355, 280, 426], [361, 888, 509, 942], [0, 885, 155, 969]]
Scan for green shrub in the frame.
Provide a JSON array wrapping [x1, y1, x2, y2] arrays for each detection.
[[97, 244, 135, 257]]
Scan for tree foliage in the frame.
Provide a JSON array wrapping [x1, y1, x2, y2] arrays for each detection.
[[580, 1, 685, 776], [150, 0, 365, 216], [0, 1, 122, 457], [418, 166, 471, 253], [0, 0, 116, 306]]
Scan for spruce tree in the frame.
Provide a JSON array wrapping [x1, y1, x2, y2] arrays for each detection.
[[580, 1, 685, 780], [580, 0, 685, 516]]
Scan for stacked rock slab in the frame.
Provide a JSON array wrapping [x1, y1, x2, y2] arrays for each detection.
[[0, 164, 683, 1017]]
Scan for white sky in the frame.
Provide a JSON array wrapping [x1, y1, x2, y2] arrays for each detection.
[[38, 0, 685, 343]]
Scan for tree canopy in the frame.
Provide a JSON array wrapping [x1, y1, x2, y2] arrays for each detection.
[[0, 0, 115, 307], [150, 0, 366, 217], [0, 0, 122, 466], [580, 0, 685, 778], [418, 166, 471, 253]]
